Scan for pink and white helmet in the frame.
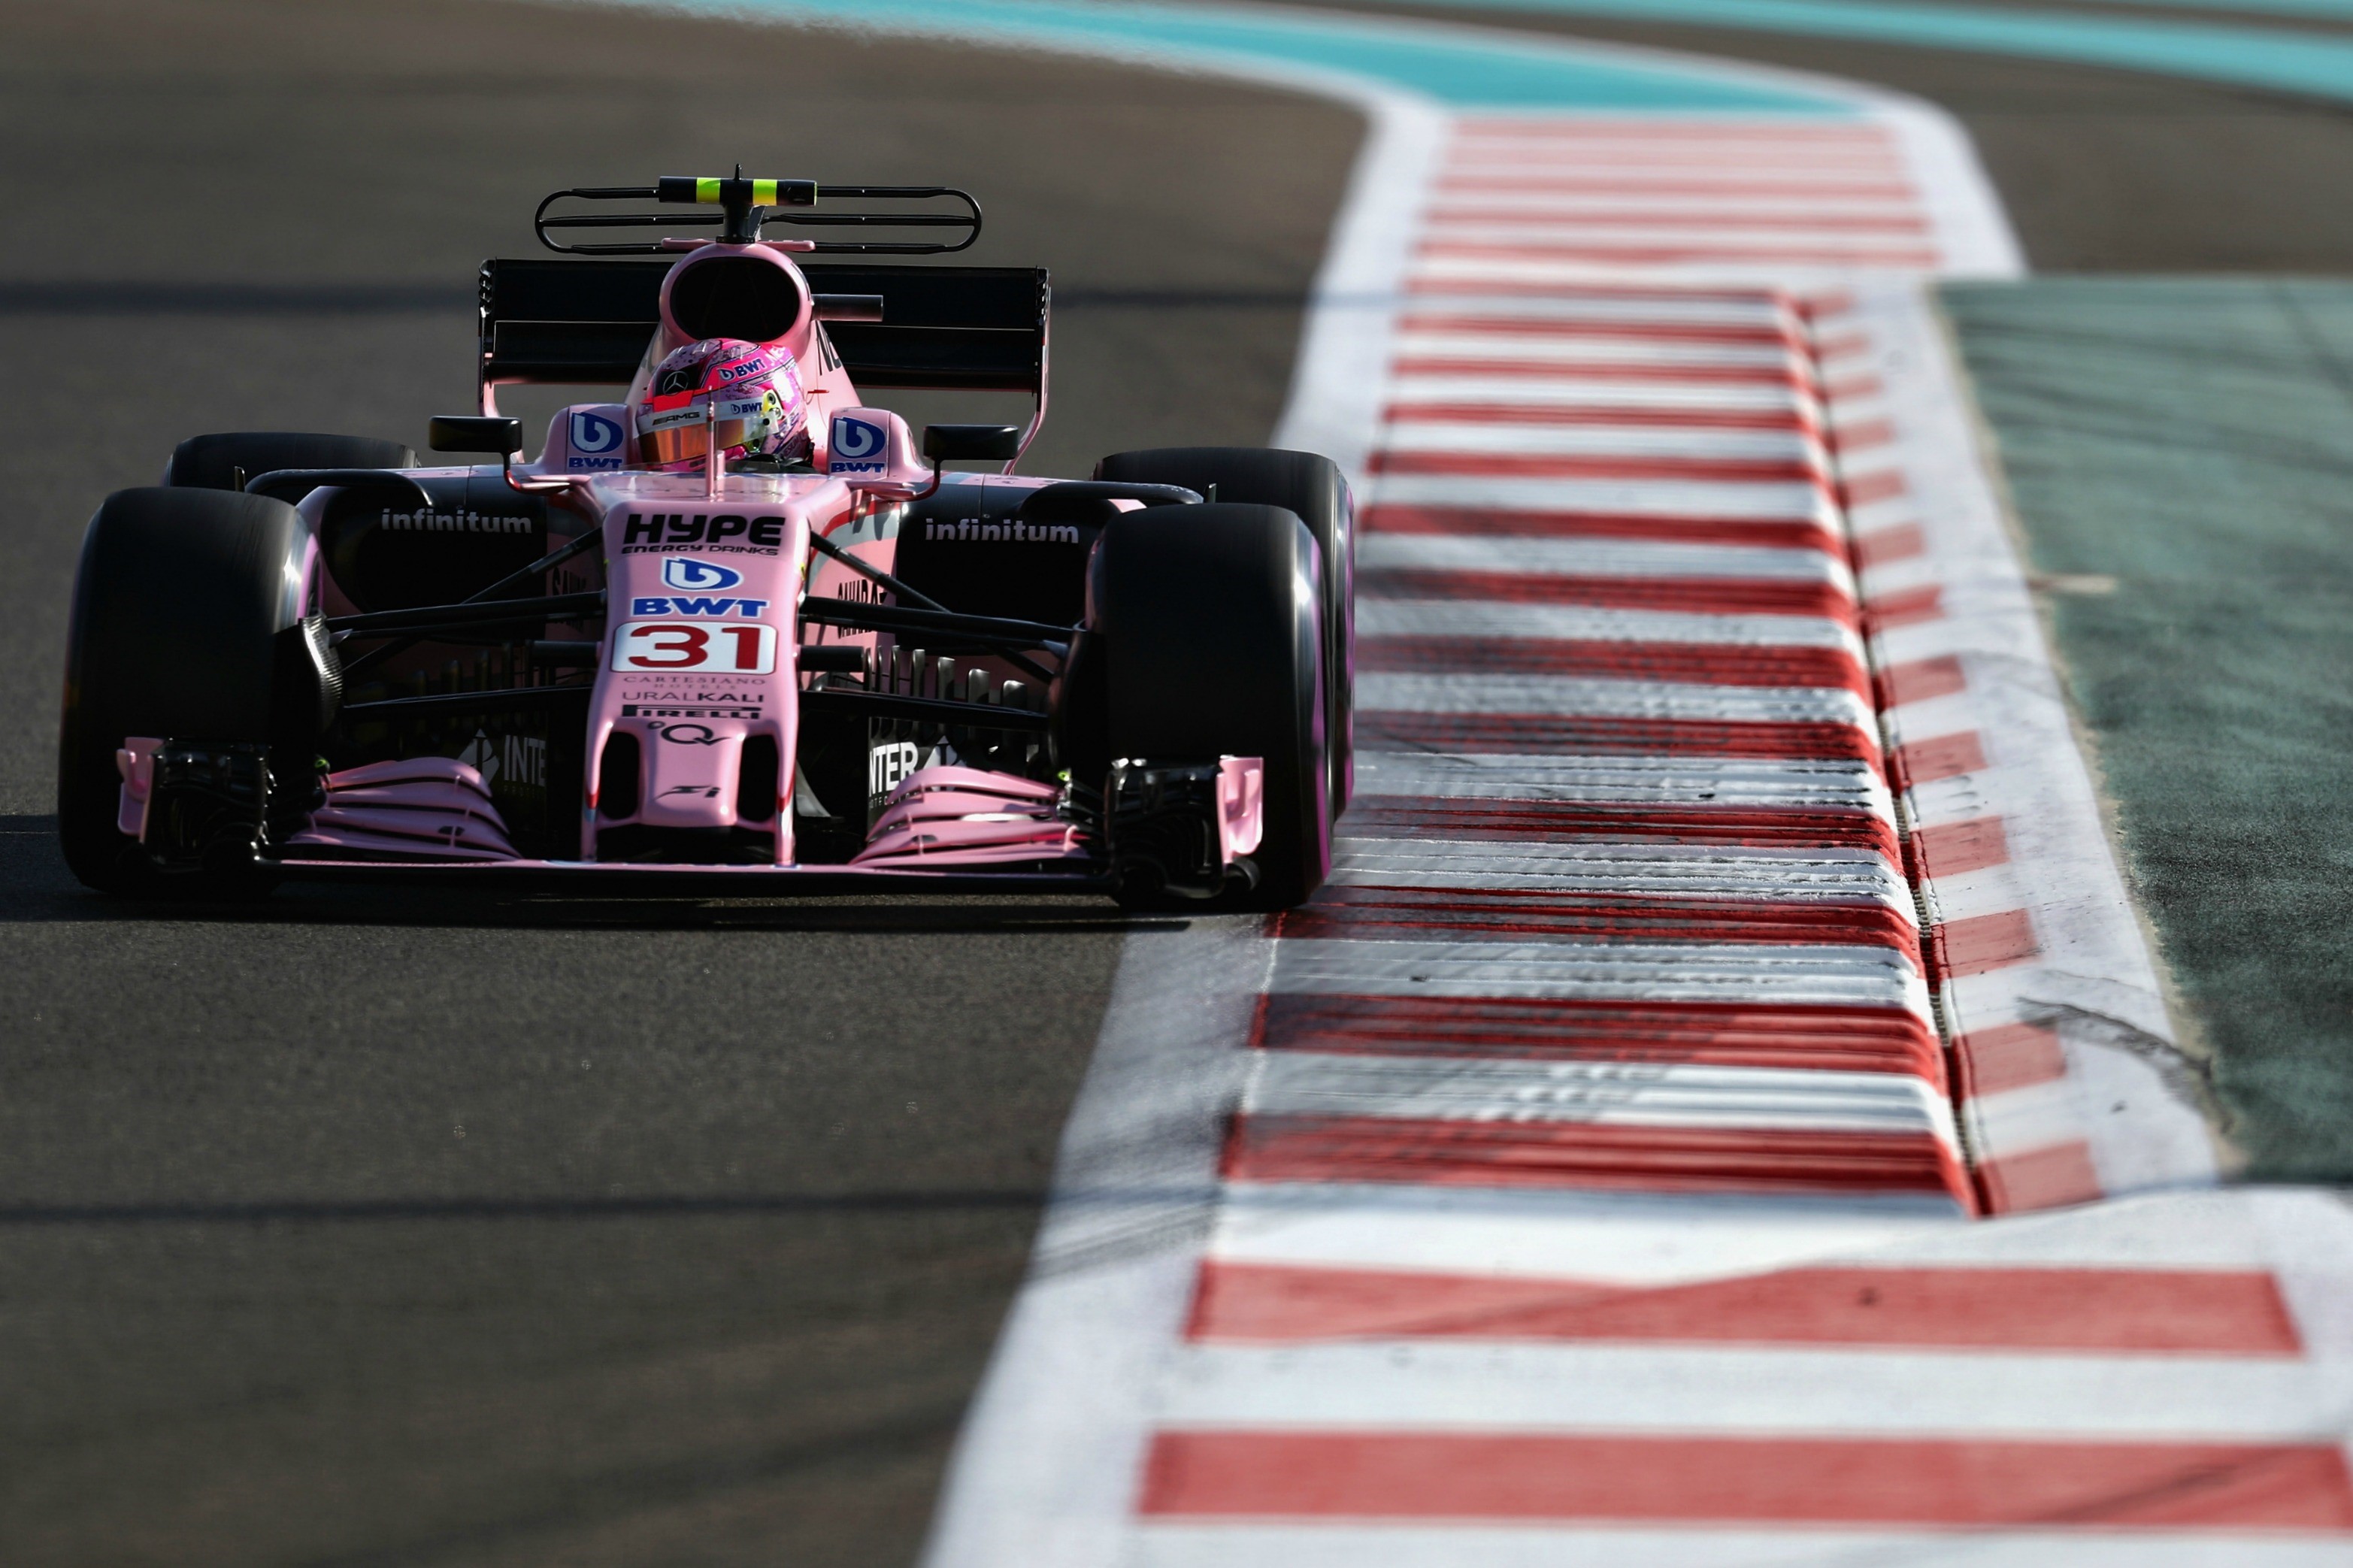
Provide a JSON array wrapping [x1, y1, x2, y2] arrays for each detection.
[[635, 338, 810, 471]]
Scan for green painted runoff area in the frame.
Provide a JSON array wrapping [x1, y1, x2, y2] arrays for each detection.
[[1943, 280, 2353, 1179]]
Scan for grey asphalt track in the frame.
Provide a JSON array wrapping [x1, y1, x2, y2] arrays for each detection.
[[0, 2, 1356, 1562], [11, 0, 2351, 1562]]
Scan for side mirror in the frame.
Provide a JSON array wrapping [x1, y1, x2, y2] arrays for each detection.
[[429, 415, 523, 456], [922, 423, 1023, 463]]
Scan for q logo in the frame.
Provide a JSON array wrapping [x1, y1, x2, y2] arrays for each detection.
[[662, 558, 743, 592], [829, 415, 889, 473], [570, 410, 622, 453]]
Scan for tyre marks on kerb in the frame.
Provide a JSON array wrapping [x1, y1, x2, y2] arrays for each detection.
[[596, 2, 2353, 1560]]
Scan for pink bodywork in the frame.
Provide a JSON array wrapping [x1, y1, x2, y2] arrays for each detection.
[[583, 471, 815, 861], [115, 738, 161, 840], [138, 240, 1264, 884], [1216, 756, 1266, 864], [287, 758, 519, 860], [851, 765, 1074, 867]]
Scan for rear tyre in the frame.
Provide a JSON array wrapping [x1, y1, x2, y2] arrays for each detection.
[[1093, 446, 1354, 815], [58, 488, 326, 894], [1081, 502, 1329, 910], [165, 431, 414, 492]]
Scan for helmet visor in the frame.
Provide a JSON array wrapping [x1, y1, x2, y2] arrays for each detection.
[[637, 392, 771, 468], [638, 414, 768, 467]]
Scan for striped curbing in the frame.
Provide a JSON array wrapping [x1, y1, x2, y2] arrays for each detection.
[[1127, 1529, 2353, 1567]]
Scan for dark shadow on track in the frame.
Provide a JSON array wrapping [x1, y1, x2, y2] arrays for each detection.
[[0, 281, 1316, 316], [0, 1191, 1049, 1227], [2, 816, 1181, 934]]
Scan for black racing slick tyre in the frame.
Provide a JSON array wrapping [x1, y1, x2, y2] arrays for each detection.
[[57, 488, 329, 894], [1093, 446, 1354, 816], [165, 431, 414, 492], [1085, 502, 1330, 910]]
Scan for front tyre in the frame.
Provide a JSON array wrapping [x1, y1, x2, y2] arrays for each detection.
[[1093, 446, 1354, 816], [1080, 502, 1330, 910], [58, 488, 327, 894]]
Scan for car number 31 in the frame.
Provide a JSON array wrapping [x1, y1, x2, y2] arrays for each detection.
[[611, 620, 779, 674]]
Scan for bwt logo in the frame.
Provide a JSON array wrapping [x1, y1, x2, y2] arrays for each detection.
[[830, 415, 889, 474], [662, 557, 743, 592], [568, 410, 625, 471], [630, 595, 769, 618]]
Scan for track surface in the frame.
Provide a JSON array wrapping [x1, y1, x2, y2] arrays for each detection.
[[5, 0, 2344, 1561], [0, 2, 1355, 1562]]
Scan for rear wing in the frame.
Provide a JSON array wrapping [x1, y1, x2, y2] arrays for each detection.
[[475, 257, 1051, 462]]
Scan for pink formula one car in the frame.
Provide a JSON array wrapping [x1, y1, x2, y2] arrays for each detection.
[[59, 174, 1352, 907]]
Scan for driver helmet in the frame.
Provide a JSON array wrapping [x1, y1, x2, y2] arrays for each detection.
[[635, 338, 810, 471]]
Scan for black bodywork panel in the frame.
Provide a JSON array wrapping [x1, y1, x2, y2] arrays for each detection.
[[477, 258, 1047, 394]]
